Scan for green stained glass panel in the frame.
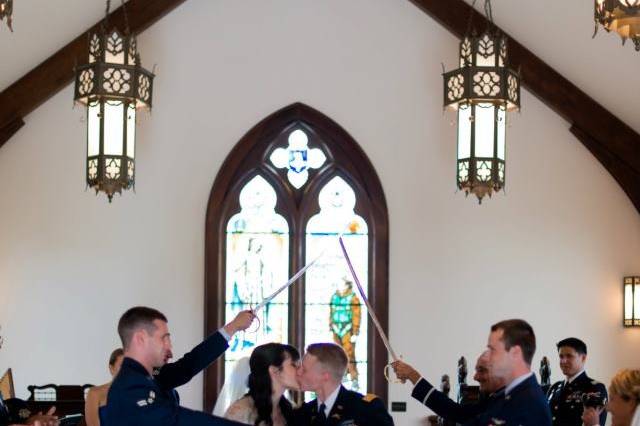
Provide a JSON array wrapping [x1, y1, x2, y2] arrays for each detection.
[[305, 176, 369, 397]]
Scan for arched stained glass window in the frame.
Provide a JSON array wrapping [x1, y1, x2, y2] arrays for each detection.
[[224, 175, 290, 377], [205, 103, 389, 412]]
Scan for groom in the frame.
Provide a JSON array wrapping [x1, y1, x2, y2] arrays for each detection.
[[295, 343, 394, 425]]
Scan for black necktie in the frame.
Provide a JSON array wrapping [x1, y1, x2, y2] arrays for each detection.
[[317, 403, 327, 424]]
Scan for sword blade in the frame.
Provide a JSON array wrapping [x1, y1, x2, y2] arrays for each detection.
[[338, 236, 398, 362]]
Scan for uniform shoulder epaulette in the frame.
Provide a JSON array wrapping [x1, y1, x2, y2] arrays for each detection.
[[362, 393, 379, 402]]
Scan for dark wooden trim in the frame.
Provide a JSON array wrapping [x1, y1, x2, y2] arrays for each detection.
[[204, 103, 390, 412], [570, 125, 640, 212], [0, 0, 187, 148], [0, 116, 24, 147], [409, 0, 640, 213]]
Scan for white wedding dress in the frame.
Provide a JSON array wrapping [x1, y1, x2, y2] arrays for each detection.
[[212, 357, 250, 417], [224, 395, 288, 426]]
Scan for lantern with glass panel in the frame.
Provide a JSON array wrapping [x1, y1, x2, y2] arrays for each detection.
[[0, 0, 13, 31], [443, 10, 520, 203], [74, 11, 154, 202], [595, 0, 640, 51]]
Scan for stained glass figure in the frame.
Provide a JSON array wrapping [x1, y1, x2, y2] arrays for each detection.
[[269, 129, 326, 189], [225, 175, 289, 378], [305, 176, 368, 396], [330, 278, 362, 388]]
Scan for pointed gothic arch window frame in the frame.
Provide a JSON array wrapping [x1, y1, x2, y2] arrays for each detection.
[[204, 103, 389, 412]]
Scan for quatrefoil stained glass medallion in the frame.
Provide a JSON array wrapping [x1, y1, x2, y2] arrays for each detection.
[[269, 129, 327, 189]]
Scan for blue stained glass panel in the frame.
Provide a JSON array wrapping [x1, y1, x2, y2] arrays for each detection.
[[269, 129, 326, 189], [224, 175, 289, 379]]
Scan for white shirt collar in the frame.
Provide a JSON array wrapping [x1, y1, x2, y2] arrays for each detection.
[[565, 369, 585, 384], [631, 404, 640, 426], [318, 384, 341, 417], [505, 372, 533, 395]]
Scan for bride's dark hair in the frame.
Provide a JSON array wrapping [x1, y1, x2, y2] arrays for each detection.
[[248, 342, 300, 426]]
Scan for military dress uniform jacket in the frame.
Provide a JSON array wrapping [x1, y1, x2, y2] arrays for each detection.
[[547, 372, 608, 426], [102, 331, 244, 426], [411, 377, 499, 423], [467, 374, 552, 426], [296, 385, 394, 426]]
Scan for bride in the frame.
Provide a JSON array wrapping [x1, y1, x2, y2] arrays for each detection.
[[224, 343, 300, 426]]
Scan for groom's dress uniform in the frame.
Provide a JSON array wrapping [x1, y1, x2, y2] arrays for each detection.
[[297, 385, 394, 426], [102, 330, 243, 426]]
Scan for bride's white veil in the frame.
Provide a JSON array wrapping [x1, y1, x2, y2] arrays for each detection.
[[212, 356, 251, 417]]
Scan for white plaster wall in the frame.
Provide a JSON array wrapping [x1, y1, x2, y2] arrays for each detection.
[[0, 1, 639, 424]]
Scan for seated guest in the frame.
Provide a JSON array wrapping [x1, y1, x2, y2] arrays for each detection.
[[1, 333, 57, 426], [224, 343, 300, 425], [547, 337, 607, 426], [392, 352, 506, 423], [84, 348, 124, 426], [102, 306, 254, 426], [295, 343, 394, 425], [1, 394, 58, 426], [583, 369, 640, 426]]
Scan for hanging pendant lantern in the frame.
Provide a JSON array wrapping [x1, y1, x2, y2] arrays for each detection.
[[73, 0, 154, 202], [595, 0, 640, 50], [0, 0, 13, 31], [443, 0, 520, 203]]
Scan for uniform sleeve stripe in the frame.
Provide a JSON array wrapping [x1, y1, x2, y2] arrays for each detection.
[[423, 388, 436, 405]]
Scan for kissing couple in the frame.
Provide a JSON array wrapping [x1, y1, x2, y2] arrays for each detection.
[[216, 342, 394, 426]]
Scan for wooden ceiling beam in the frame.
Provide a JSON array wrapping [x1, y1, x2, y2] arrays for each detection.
[[409, 0, 640, 213], [0, 0, 187, 148], [571, 124, 640, 213], [2, 0, 640, 212]]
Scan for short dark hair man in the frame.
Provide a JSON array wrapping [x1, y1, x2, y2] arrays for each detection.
[[296, 343, 394, 425], [547, 337, 607, 426], [473, 319, 551, 425], [102, 306, 254, 426], [394, 319, 551, 426]]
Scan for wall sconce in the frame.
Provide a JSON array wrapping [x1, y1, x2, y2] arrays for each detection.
[[624, 276, 640, 327]]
